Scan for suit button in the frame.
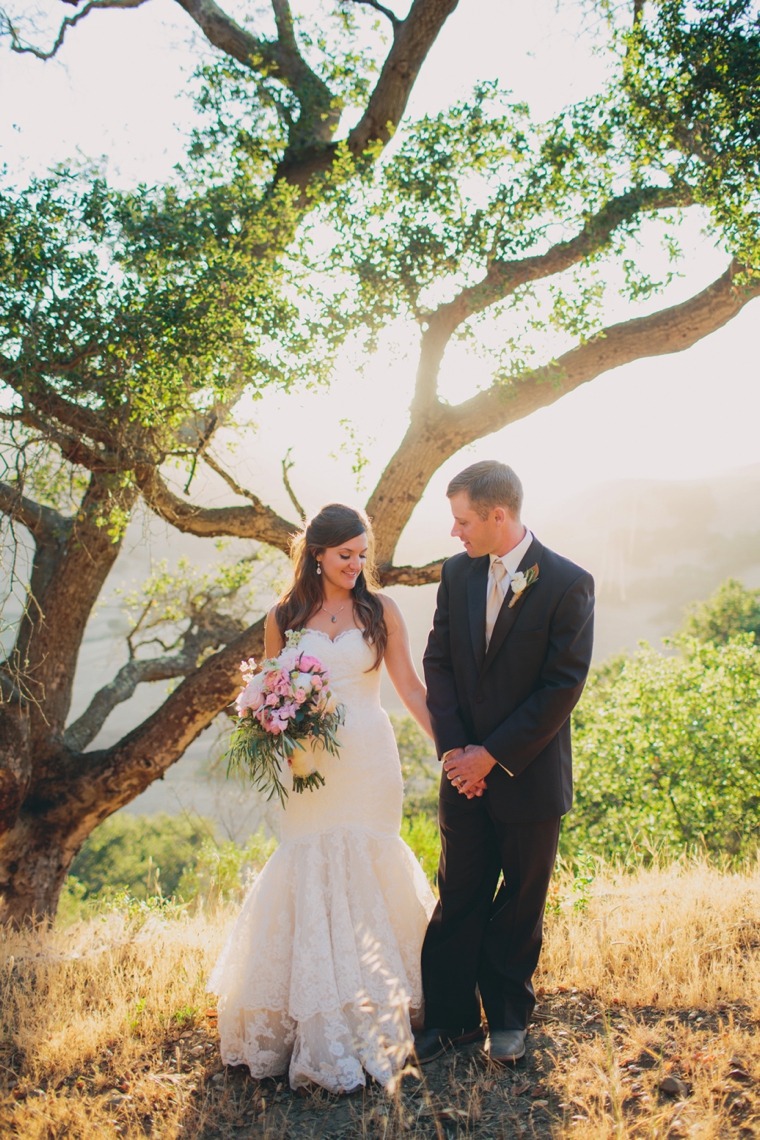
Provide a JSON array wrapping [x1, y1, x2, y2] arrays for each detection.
[[475, 695, 484, 704]]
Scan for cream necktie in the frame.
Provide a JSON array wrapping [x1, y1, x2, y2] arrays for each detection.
[[485, 558, 507, 649]]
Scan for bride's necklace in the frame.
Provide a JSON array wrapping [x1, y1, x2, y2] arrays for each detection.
[[321, 602, 346, 624]]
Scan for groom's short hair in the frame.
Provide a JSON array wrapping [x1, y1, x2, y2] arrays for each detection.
[[447, 460, 523, 520]]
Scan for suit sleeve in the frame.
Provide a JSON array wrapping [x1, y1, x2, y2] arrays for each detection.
[[423, 560, 471, 760], [483, 571, 595, 778]]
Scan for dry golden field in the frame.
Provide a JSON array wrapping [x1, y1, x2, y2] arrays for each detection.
[[2, 858, 760, 1140]]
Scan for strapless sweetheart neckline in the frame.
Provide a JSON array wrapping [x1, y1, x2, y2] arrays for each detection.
[[301, 626, 364, 646]]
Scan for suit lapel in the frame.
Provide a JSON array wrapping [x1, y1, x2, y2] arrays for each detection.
[[466, 557, 489, 670], [480, 537, 544, 677]]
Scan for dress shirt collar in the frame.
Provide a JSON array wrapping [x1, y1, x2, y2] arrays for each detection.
[[489, 528, 533, 578]]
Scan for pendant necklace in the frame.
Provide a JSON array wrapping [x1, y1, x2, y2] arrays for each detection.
[[321, 603, 345, 625]]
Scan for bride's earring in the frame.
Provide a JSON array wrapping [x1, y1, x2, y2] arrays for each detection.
[[316, 562, 322, 575]]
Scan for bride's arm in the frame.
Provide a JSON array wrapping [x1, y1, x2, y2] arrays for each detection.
[[380, 595, 434, 740], [265, 608, 285, 658]]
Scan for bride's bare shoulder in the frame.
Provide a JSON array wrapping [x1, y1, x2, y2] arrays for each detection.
[[377, 592, 404, 631]]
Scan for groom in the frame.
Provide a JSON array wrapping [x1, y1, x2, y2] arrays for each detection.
[[416, 460, 594, 1064]]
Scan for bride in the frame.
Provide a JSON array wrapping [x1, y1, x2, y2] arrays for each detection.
[[207, 503, 436, 1093]]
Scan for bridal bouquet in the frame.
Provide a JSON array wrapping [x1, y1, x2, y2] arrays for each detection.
[[224, 630, 345, 806]]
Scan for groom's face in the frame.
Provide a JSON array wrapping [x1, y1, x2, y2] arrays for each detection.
[[448, 492, 504, 558]]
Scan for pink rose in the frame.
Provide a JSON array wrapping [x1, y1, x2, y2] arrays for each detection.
[[294, 688, 308, 704], [235, 682, 265, 717], [311, 675, 323, 691], [265, 693, 280, 707], [266, 668, 283, 688], [298, 655, 323, 673]]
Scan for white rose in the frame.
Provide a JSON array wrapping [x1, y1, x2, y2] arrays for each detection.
[[510, 571, 527, 596], [278, 648, 299, 670], [290, 743, 318, 778]]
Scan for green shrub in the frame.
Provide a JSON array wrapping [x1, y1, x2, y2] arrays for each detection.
[[178, 830, 277, 905], [400, 814, 440, 887], [683, 578, 760, 645], [566, 633, 760, 860], [69, 812, 213, 901], [391, 713, 439, 822], [59, 813, 280, 920]]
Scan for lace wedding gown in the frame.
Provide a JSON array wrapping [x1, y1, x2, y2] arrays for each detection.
[[207, 628, 436, 1093]]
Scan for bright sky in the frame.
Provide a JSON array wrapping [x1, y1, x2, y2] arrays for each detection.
[[2, 0, 759, 567]]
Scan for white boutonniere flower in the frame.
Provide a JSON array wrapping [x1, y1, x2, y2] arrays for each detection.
[[508, 564, 540, 608]]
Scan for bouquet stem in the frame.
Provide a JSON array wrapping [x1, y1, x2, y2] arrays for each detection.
[[292, 771, 327, 794]]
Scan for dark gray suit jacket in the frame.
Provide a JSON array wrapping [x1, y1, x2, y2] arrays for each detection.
[[423, 536, 594, 823]]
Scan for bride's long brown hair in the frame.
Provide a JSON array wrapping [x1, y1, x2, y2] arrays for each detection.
[[275, 504, 387, 669]]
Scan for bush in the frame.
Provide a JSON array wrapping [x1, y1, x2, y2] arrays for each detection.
[[68, 812, 213, 901], [566, 633, 760, 860], [390, 713, 439, 822], [683, 578, 760, 645], [400, 815, 440, 886], [178, 830, 277, 905], [59, 813, 278, 922]]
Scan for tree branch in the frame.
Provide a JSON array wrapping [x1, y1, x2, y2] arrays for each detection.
[[346, 0, 459, 156], [367, 260, 760, 562], [0, 482, 66, 543], [136, 464, 296, 552], [0, 363, 121, 451], [174, 0, 339, 150], [3, 0, 150, 60], [378, 558, 444, 586], [10, 0, 458, 196], [63, 655, 194, 753], [454, 259, 760, 442], [349, 0, 402, 33], [281, 448, 306, 522], [43, 618, 267, 822], [277, 0, 460, 187], [413, 186, 690, 410]]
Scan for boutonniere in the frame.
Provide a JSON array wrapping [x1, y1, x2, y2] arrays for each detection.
[[508, 564, 539, 608]]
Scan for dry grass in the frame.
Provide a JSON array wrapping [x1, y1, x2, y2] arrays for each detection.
[[2, 858, 760, 1139]]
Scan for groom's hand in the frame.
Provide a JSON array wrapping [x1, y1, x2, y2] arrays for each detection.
[[444, 745, 496, 797]]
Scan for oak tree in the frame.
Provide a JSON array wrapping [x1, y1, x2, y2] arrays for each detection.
[[1, 0, 759, 922]]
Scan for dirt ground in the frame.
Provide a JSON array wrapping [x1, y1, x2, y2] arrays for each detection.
[[6, 992, 758, 1139]]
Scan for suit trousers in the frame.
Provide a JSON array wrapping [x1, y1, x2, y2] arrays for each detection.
[[421, 782, 560, 1032]]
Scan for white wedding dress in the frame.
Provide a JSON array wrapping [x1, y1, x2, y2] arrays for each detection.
[[207, 628, 436, 1093]]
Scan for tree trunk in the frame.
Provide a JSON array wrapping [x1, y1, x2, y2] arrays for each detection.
[[0, 793, 87, 926]]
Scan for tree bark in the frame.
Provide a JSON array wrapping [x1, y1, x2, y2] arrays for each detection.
[[15, 475, 137, 752]]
